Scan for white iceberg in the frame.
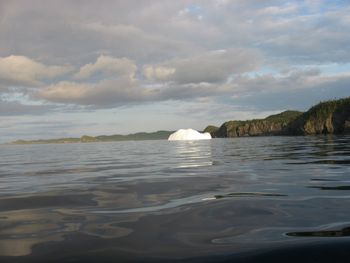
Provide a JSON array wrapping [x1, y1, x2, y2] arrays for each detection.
[[168, 128, 212, 141]]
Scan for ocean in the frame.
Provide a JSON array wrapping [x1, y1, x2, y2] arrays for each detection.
[[1, 136, 350, 262]]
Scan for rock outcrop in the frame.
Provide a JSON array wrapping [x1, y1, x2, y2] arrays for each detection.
[[206, 97, 350, 138], [286, 97, 350, 135], [203, 125, 219, 135], [207, 111, 303, 137]]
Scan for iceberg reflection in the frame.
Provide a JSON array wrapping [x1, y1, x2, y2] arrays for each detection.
[[171, 140, 213, 169]]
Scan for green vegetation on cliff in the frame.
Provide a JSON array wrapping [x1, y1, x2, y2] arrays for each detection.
[[287, 97, 350, 135], [265, 110, 304, 123], [208, 110, 303, 137], [203, 125, 219, 134], [211, 97, 350, 137]]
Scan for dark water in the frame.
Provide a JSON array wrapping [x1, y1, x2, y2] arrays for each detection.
[[1, 136, 350, 262]]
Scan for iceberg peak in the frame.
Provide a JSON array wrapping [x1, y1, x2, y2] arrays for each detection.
[[168, 128, 211, 141]]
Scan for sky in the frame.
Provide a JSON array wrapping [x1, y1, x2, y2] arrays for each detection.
[[1, 0, 350, 142]]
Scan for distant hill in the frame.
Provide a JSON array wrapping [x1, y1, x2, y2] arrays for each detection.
[[11, 97, 350, 144], [12, 130, 174, 144], [205, 97, 350, 137]]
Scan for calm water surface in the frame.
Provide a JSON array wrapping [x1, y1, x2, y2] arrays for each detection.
[[1, 136, 350, 262]]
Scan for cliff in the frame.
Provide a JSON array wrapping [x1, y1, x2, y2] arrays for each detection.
[[203, 125, 219, 134], [206, 97, 350, 138], [208, 111, 303, 137], [286, 97, 350, 135]]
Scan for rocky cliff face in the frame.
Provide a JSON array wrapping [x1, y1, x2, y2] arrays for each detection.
[[206, 97, 350, 138], [208, 111, 303, 138], [215, 120, 287, 137], [286, 97, 350, 135]]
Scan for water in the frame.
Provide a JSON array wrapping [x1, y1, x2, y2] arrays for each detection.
[[0, 136, 350, 262]]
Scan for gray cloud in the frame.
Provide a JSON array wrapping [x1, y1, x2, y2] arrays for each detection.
[[0, 99, 54, 116], [0, 0, 349, 121], [1, 0, 349, 67], [0, 1, 199, 65], [144, 48, 262, 84], [34, 78, 226, 107], [222, 70, 350, 111], [33, 65, 349, 109], [35, 76, 152, 106], [258, 9, 350, 64]]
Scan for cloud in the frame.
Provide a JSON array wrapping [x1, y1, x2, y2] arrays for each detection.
[[143, 65, 176, 81], [74, 55, 137, 79], [0, 1, 199, 65], [157, 82, 231, 101], [33, 64, 350, 109], [258, 3, 298, 15], [0, 99, 53, 116], [0, 55, 72, 86], [251, 6, 350, 64], [144, 49, 262, 84], [35, 76, 153, 106], [227, 68, 324, 94], [217, 69, 350, 112], [0, 0, 349, 134], [2, 1, 349, 67], [35, 76, 232, 107]]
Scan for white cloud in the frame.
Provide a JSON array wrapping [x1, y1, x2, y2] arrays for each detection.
[[143, 65, 176, 81], [0, 55, 72, 86], [73, 55, 137, 79]]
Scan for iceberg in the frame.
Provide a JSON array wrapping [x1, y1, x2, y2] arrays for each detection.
[[168, 128, 212, 141]]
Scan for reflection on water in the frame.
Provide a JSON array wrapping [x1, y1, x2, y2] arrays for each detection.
[[309, 185, 350, 190], [287, 226, 350, 237], [285, 221, 350, 238], [171, 140, 213, 169], [0, 136, 350, 261]]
